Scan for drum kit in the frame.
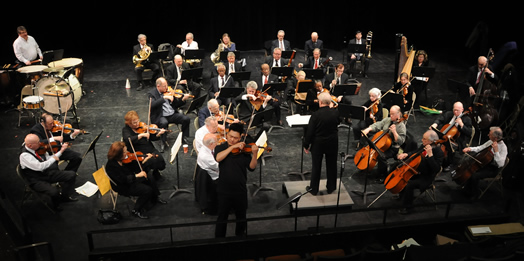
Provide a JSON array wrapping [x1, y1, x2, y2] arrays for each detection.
[[15, 58, 84, 117]]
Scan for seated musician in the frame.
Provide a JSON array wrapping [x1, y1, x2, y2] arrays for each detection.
[[225, 52, 244, 76], [353, 88, 383, 145], [105, 141, 166, 220], [165, 54, 202, 97], [324, 63, 351, 105], [411, 50, 430, 108], [122, 110, 166, 180], [305, 80, 330, 112], [148, 77, 191, 150], [221, 33, 236, 52], [298, 48, 330, 72], [466, 55, 498, 105], [234, 81, 273, 135], [208, 64, 235, 106], [304, 32, 324, 60], [271, 30, 291, 52], [347, 30, 370, 78], [196, 133, 220, 215], [430, 101, 473, 171], [176, 32, 199, 56], [394, 130, 444, 214], [19, 134, 77, 211], [460, 126, 507, 199], [258, 63, 282, 126], [361, 105, 407, 182], [30, 113, 82, 173], [289, 70, 308, 114], [13, 26, 43, 66], [195, 116, 220, 152], [198, 99, 220, 128], [392, 72, 414, 114], [265, 47, 289, 69], [133, 34, 160, 91]]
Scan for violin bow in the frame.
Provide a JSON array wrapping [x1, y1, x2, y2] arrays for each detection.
[[223, 102, 232, 131], [42, 118, 56, 156], [147, 97, 152, 139], [128, 137, 146, 178]]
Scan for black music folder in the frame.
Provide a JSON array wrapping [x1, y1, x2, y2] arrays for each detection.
[[281, 50, 295, 59], [181, 67, 203, 80], [332, 83, 361, 97], [230, 71, 251, 83], [337, 104, 365, 120], [185, 94, 206, 115], [347, 44, 366, 54], [271, 66, 294, 78], [412, 66, 435, 78], [218, 87, 244, 99], [262, 82, 287, 95], [302, 68, 325, 79], [184, 49, 205, 60], [382, 91, 404, 109], [296, 80, 314, 94]]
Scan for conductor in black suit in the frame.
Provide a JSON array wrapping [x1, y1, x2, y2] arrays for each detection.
[[133, 34, 160, 91], [303, 92, 339, 195], [347, 31, 370, 78], [208, 64, 235, 106], [148, 77, 191, 150], [304, 32, 324, 59], [271, 30, 291, 52]]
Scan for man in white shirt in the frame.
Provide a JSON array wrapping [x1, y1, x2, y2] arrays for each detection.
[[13, 26, 43, 65], [195, 116, 220, 152], [19, 134, 77, 211], [176, 32, 199, 55], [196, 133, 220, 214]]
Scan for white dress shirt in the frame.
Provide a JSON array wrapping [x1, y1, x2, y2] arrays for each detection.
[[197, 145, 219, 180], [13, 35, 42, 64], [180, 41, 199, 55], [469, 140, 507, 168], [19, 146, 62, 172]]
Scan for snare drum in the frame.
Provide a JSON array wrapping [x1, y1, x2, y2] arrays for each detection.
[[48, 58, 84, 84], [22, 95, 44, 109]]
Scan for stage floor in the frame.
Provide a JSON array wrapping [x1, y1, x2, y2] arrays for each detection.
[[0, 48, 520, 261]]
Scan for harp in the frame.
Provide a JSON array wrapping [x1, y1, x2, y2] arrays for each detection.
[[397, 35, 416, 81]]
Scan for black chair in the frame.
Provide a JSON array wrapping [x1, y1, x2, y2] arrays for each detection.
[[15, 164, 56, 214]]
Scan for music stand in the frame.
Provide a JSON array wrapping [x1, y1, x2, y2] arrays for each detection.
[[276, 187, 313, 231], [169, 133, 191, 198], [302, 68, 325, 79], [229, 71, 251, 87], [285, 114, 311, 180], [382, 91, 404, 110], [412, 66, 435, 102], [82, 130, 103, 170], [447, 79, 470, 106], [219, 51, 239, 62], [281, 50, 294, 59], [337, 104, 365, 154], [184, 49, 205, 61], [347, 44, 366, 54], [332, 83, 361, 97], [185, 94, 206, 116], [270, 67, 294, 78], [218, 87, 244, 101], [252, 131, 275, 197], [181, 67, 203, 81]]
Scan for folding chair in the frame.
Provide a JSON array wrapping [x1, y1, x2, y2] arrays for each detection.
[[16, 164, 56, 214], [92, 166, 119, 210], [478, 157, 510, 199]]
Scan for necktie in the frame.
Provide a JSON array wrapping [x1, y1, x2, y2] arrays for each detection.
[[221, 77, 224, 87], [314, 59, 318, 69], [264, 75, 268, 84], [230, 63, 234, 73], [35, 153, 43, 161]]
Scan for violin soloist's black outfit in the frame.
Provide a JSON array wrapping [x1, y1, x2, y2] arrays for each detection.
[[396, 144, 444, 212], [303, 106, 340, 195], [214, 143, 256, 237]]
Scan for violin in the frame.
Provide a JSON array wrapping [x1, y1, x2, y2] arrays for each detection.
[[354, 114, 408, 171], [135, 122, 172, 134], [122, 151, 159, 164], [215, 111, 245, 124], [317, 88, 338, 107], [231, 142, 272, 155], [36, 141, 71, 155], [164, 86, 194, 99], [384, 140, 445, 194], [452, 141, 494, 185], [248, 90, 277, 110], [51, 120, 88, 135]]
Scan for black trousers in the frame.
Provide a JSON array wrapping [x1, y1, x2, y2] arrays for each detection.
[[119, 179, 154, 212], [61, 148, 82, 173], [134, 62, 160, 84], [215, 192, 248, 238], [464, 164, 499, 197], [399, 174, 433, 208], [156, 113, 190, 142], [28, 166, 76, 206], [309, 140, 338, 195]]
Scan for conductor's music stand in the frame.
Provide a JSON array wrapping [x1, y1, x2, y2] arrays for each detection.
[[169, 133, 191, 199], [82, 130, 103, 170], [337, 104, 365, 154], [229, 71, 251, 87], [252, 131, 275, 197], [302, 68, 325, 79], [284, 114, 311, 181], [276, 186, 313, 231], [185, 94, 206, 116]]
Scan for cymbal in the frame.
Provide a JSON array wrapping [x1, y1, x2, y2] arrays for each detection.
[[44, 83, 69, 92], [43, 66, 64, 73]]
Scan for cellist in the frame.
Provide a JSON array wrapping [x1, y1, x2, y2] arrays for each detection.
[[361, 105, 407, 182], [430, 101, 473, 171], [461, 126, 507, 199], [395, 130, 444, 215]]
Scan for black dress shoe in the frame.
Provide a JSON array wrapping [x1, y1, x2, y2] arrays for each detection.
[[132, 209, 149, 219], [306, 186, 317, 195], [156, 198, 168, 204], [62, 196, 78, 202]]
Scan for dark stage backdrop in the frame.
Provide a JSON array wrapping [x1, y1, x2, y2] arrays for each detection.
[[0, 3, 517, 63]]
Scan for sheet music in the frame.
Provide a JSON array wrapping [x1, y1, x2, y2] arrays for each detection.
[[286, 114, 311, 127], [75, 181, 99, 197], [170, 133, 183, 164], [255, 131, 268, 159]]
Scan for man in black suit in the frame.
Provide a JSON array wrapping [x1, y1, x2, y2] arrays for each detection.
[[324, 63, 352, 105], [466, 55, 498, 107], [395, 130, 444, 214], [165, 54, 202, 97], [347, 31, 370, 78], [148, 77, 191, 151], [225, 52, 243, 76], [30, 113, 82, 173], [304, 32, 323, 59], [208, 64, 235, 106], [257, 63, 282, 125], [133, 34, 160, 91], [298, 48, 331, 74], [235, 81, 273, 134], [271, 30, 291, 52], [264, 47, 289, 69], [303, 92, 339, 195]]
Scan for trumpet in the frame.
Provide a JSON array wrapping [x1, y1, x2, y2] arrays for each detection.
[[133, 45, 152, 68]]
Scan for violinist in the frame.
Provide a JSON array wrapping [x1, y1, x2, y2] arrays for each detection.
[[105, 141, 167, 219], [392, 72, 414, 113], [148, 77, 191, 150], [122, 110, 166, 180], [165, 54, 202, 97], [19, 133, 78, 211], [209, 64, 235, 106], [361, 105, 407, 182], [395, 130, 444, 215], [353, 88, 383, 145], [303, 92, 340, 196], [430, 101, 473, 171], [460, 126, 507, 199], [195, 116, 220, 152], [198, 99, 220, 128], [235, 81, 273, 133], [30, 113, 82, 173], [258, 63, 282, 126], [214, 123, 258, 238], [305, 80, 334, 112]]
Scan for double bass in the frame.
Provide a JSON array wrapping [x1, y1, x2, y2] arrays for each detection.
[[354, 114, 408, 171], [471, 49, 498, 130]]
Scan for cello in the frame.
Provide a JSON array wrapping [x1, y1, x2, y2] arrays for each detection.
[[452, 140, 494, 185], [354, 114, 408, 171]]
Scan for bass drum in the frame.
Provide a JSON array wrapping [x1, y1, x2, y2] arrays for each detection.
[[36, 74, 81, 115]]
